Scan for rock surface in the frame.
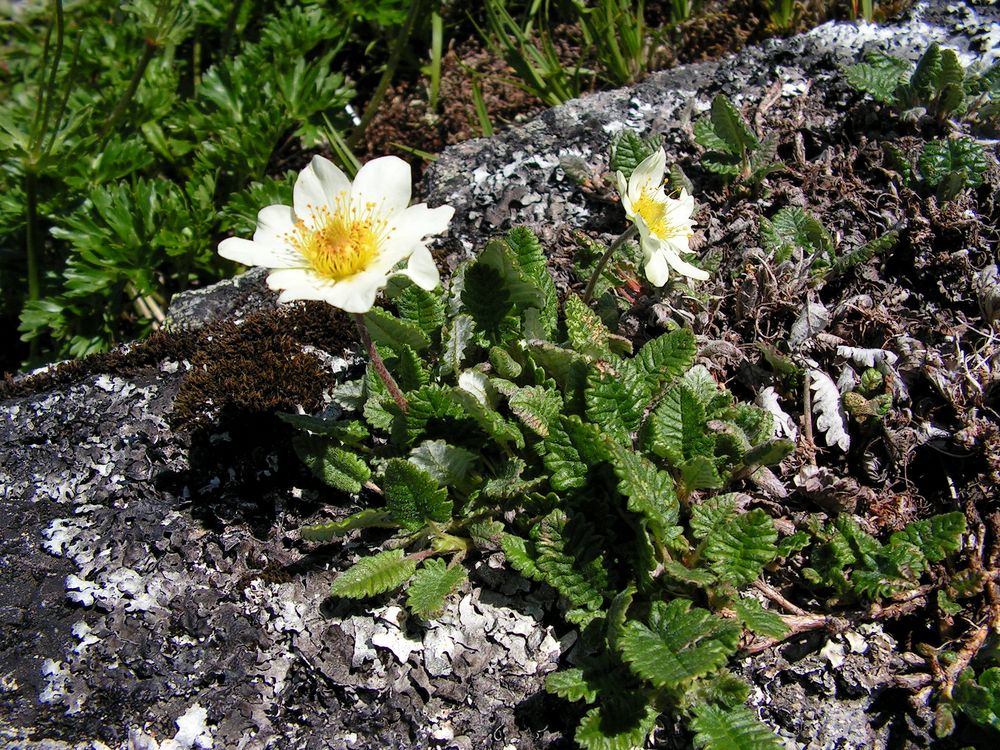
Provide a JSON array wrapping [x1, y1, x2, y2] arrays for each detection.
[[2, 2, 998, 748]]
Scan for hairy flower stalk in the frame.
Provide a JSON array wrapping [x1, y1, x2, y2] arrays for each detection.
[[219, 154, 454, 406], [585, 148, 705, 303]]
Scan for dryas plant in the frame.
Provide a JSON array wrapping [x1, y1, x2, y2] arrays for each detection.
[[844, 41, 1000, 126], [693, 94, 784, 192], [284, 221, 967, 748]]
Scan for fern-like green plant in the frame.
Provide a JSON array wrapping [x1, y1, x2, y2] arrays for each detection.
[[693, 94, 784, 192]]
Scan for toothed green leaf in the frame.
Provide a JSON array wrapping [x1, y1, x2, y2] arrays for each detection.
[[709, 94, 758, 154], [704, 509, 779, 587], [627, 327, 697, 393], [545, 668, 600, 704], [911, 42, 943, 98], [441, 313, 476, 377], [391, 279, 445, 335], [363, 306, 431, 351], [691, 703, 783, 750], [504, 226, 559, 337], [278, 412, 369, 445], [844, 54, 910, 104], [575, 701, 659, 750], [832, 230, 898, 275], [501, 533, 543, 580], [463, 262, 514, 339], [293, 435, 371, 494], [509, 384, 563, 437], [330, 548, 417, 598], [892, 512, 965, 563], [300, 509, 397, 541], [566, 294, 615, 360], [759, 206, 834, 263], [619, 599, 740, 688], [585, 366, 649, 445], [732, 597, 789, 640], [406, 558, 468, 619], [606, 438, 679, 536], [402, 384, 469, 444], [539, 422, 588, 491], [680, 455, 725, 491], [484, 457, 546, 499], [382, 458, 452, 531], [610, 130, 663, 179], [451, 387, 525, 450], [408, 440, 477, 487], [646, 383, 714, 466]]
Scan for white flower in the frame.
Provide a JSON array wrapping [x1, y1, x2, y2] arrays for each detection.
[[615, 148, 706, 286], [219, 155, 455, 313]]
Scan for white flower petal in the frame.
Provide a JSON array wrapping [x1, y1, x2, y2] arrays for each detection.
[[664, 249, 709, 281], [253, 204, 296, 245], [319, 272, 387, 313], [398, 246, 440, 290], [219, 237, 305, 269], [294, 156, 348, 220], [352, 156, 411, 215], [644, 250, 671, 287], [627, 148, 666, 204], [386, 203, 454, 250], [267, 268, 322, 296]]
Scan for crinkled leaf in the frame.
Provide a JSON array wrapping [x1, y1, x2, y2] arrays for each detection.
[[540, 422, 588, 491], [918, 137, 988, 198], [844, 55, 909, 104], [382, 458, 452, 531], [759, 206, 834, 263], [680, 455, 724, 492], [891, 512, 965, 563], [709, 94, 758, 154], [301, 509, 397, 541], [911, 42, 943, 98], [406, 558, 468, 619], [441, 313, 475, 377], [607, 438, 680, 535], [646, 384, 714, 465], [566, 293, 615, 360], [628, 328, 697, 393], [691, 494, 742, 540], [391, 279, 445, 334], [546, 668, 600, 704], [483, 457, 546, 499], [451, 387, 525, 450], [504, 226, 559, 338], [691, 703, 784, 750], [954, 668, 1000, 732], [278, 412, 369, 445], [585, 366, 649, 445], [619, 599, 740, 688], [402, 384, 469, 444], [532, 509, 609, 614], [462, 262, 514, 339], [682, 366, 732, 414], [732, 597, 789, 640], [409, 440, 477, 487], [363, 306, 431, 351], [610, 130, 662, 179], [293, 435, 371, 494], [330, 548, 417, 598], [575, 701, 659, 750], [490, 345, 523, 379], [832, 230, 899, 275], [509, 384, 563, 437]]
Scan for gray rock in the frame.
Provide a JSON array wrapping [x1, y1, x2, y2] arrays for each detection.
[[5, 2, 998, 748]]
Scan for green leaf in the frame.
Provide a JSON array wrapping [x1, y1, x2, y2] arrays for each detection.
[[694, 117, 733, 154], [619, 599, 740, 688], [742, 438, 795, 467], [954, 668, 1000, 731], [607, 440, 680, 536], [477, 238, 546, 312], [406, 558, 468, 619], [409, 440, 477, 487], [646, 384, 713, 465], [702, 154, 742, 176], [330, 548, 417, 598], [390, 344, 430, 391], [663, 560, 716, 587], [278, 412, 370, 445], [462, 262, 514, 338], [382, 458, 453, 531], [504, 226, 558, 337], [575, 702, 659, 750], [293, 435, 371, 494], [732, 597, 789, 640], [483, 457, 546, 499], [628, 328, 696, 393], [509, 384, 563, 437], [844, 57, 909, 104], [610, 130, 662, 179], [490, 345, 523, 379], [501, 533, 543, 580], [403, 384, 469, 444], [540, 422, 588, 491], [585, 366, 649, 445], [441, 313, 476, 377], [709, 94, 758, 155], [691, 703, 783, 750], [918, 137, 988, 200], [391, 280, 445, 335], [451, 387, 525, 450], [705, 509, 778, 586], [527, 510, 610, 615], [832, 230, 899, 275], [545, 668, 600, 704], [911, 42, 943, 98], [566, 294, 615, 360], [363, 306, 431, 351], [891, 512, 965, 562], [690, 494, 740, 540], [300, 509, 397, 541], [759, 207, 834, 263], [680, 455, 724, 492]]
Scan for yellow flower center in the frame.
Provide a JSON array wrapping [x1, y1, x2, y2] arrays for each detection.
[[287, 196, 389, 281], [633, 187, 690, 242]]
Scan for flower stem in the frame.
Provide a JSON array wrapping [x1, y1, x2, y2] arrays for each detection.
[[582, 224, 638, 304], [354, 314, 409, 413]]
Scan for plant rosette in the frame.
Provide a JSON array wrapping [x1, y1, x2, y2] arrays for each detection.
[[218, 154, 454, 313]]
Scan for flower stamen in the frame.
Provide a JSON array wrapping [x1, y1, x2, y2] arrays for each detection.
[[287, 197, 390, 281]]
